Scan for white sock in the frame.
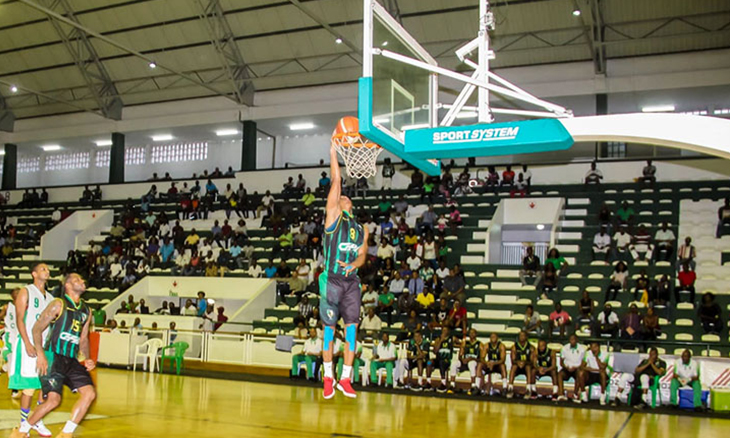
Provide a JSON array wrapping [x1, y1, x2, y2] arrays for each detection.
[[450, 380, 456, 388], [62, 421, 78, 434], [418, 376, 423, 385], [19, 422, 31, 433], [342, 365, 352, 380], [502, 378, 508, 390], [530, 384, 536, 393], [427, 377, 432, 384], [600, 391, 606, 400], [475, 377, 482, 388], [552, 385, 558, 394], [323, 361, 333, 379], [508, 384, 514, 391]]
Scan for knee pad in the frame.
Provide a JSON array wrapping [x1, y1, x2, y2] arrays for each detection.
[[345, 324, 357, 352], [323, 326, 334, 351]]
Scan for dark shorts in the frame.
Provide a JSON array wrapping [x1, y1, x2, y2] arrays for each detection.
[[561, 369, 579, 381], [585, 372, 603, 386], [535, 367, 555, 378], [513, 364, 530, 376], [408, 358, 426, 369], [481, 361, 505, 374], [319, 272, 361, 326], [41, 353, 94, 395]]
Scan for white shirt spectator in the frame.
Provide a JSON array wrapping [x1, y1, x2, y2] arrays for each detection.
[[110, 262, 123, 278], [388, 278, 405, 294], [522, 169, 532, 182], [365, 221, 377, 235], [593, 233, 611, 250], [303, 337, 323, 355], [247, 264, 263, 278], [422, 241, 437, 260], [361, 314, 382, 332], [435, 267, 450, 279], [51, 209, 62, 222], [262, 194, 274, 208], [560, 343, 586, 368], [374, 341, 397, 360], [377, 244, 396, 259], [674, 359, 699, 381], [655, 228, 676, 243], [296, 264, 311, 278], [585, 168, 603, 180], [406, 255, 422, 271], [584, 350, 609, 370], [614, 231, 632, 248], [362, 290, 379, 309], [597, 311, 619, 325]]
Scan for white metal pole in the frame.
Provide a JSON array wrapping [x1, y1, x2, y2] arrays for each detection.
[[363, 0, 374, 77], [477, 0, 492, 123]]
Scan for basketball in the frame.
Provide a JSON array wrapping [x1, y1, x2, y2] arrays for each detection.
[[332, 116, 360, 139]]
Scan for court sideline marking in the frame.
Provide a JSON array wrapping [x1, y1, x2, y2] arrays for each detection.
[[612, 412, 634, 438]]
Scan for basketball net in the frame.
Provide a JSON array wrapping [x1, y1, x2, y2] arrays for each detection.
[[331, 133, 383, 179]]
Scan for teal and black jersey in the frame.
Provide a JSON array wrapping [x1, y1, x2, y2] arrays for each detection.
[[435, 337, 453, 360], [44, 295, 90, 359], [323, 210, 364, 278], [408, 338, 430, 358], [536, 347, 552, 368], [463, 340, 481, 360], [487, 341, 502, 362], [515, 341, 532, 363]]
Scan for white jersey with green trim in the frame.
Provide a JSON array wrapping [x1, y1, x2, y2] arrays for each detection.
[[3, 302, 17, 347], [22, 284, 53, 346]]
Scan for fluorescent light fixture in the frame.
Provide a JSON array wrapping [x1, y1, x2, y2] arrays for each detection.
[[382, 41, 389, 46], [289, 122, 315, 131], [714, 109, 730, 115], [401, 123, 430, 131], [41, 145, 61, 151], [94, 139, 113, 147], [536, 224, 545, 230], [215, 129, 239, 137], [148, 62, 157, 69], [0, 151, 5, 155], [335, 37, 343, 44], [456, 111, 479, 119], [572, 9, 581, 16], [10, 85, 18, 93], [641, 104, 675, 113], [151, 134, 173, 142]]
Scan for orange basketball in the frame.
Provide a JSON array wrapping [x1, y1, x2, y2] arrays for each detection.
[[332, 116, 360, 138]]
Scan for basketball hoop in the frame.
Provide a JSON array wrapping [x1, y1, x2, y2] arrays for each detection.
[[331, 116, 383, 179]]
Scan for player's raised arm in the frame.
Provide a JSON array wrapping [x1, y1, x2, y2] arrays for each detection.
[[326, 144, 342, 228], [14, 287, 35, 358], [32, 299, 63, 376]]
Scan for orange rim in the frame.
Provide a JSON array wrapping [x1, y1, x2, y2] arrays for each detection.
[[331, 132, 381, 149]]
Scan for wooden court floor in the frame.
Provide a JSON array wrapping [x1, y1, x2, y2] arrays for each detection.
[[0, 369, 727, 437]]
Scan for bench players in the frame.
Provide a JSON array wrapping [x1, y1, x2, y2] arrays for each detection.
[[475, 332, 507, 396], [507, 331, 533, 399], [449, 328, 481, 394], [531, 339, 558, 400]]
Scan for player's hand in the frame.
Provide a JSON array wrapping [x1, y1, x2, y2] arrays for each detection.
[[85, 359, 96, 372], [36, 354, 48, 376], [337, 260, 356, 276], [539, 367, 545, 374], [25, 344, 37, 358]]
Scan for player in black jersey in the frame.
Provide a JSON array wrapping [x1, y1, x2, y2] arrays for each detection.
[[531, 339, 558, 400], [25, 273, 94, 438], [508, 331, 533, 399], [449, 328, 481, 394], [476, 332, 507, 396], [401, 331, 430, 391], [427, 327, 453, 393], [320, 142, 369, 400]]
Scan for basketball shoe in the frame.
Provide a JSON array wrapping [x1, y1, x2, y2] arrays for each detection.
[[323, 377, 335, 399], [31, 421, 53, 437], [336, 378, 357, 398]]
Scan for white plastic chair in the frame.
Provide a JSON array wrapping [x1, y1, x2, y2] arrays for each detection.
[[134, 338, 164, 372]]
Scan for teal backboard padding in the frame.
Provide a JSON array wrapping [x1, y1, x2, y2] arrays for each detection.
[[358, 77, 441, 176], [403, 118, 574, 160]]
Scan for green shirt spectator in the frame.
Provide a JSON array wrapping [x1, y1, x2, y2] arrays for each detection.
[[301, 191, 315, 206], [616, 203, 635, 222], [378, 291, 395, 307], [279, 231, 293, 248], [423, 181, 435, 193], [378, 200, 392, 213], [92, 308, 106, 327]]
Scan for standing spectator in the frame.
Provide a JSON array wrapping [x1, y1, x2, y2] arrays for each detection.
[[522, 305, 542, 336], [290, 328, 322, 380], [677, 236, 697, 272], [670, 349, 703, 412], [519, 247, 542, 287], [381, 158, 395, 190], [549, 303, 571, 338], [717, 197, 730, 238], [214, 307, 228, 331], [370, 332, 397, 388], [557, 334, 586, 402], [595, 303, 619, 338], [639, 159, 656, 186], [584, 162, 603, 184], [592, 227, 611, 262], [654, 222, 676, 261], [698, 292, 722, 335]]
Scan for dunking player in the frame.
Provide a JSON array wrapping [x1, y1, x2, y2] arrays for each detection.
[[18, 273, 96, 438], [320, 140, 369, 399], [9, 263, 54, 438]]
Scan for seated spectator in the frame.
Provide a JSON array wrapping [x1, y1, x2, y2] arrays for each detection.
[[419, 206, 437, 233], [549, 303, 571, 338], [641, 305, 661, 340], [584, 162, 603, 185], [519, 246, 542, 287], [407, 271, 425, 296], [138, 299, 150, 314], [575, 289, 594, 332], [670, 349, 703, 412], [698, 292, 722, 335], [606, 261, 629, 302], [387, 271, 405, 295], [79, 185, 93, 205], [397, 290, 415, 315], [677, 236, 696, 272], [418, 261, 434, 283], [377, 287, 396, 324], [500, 165, 515, 187], [545, 248, 569, 274], [293, 296, 313, 327], [483, 165, 500, 194], [183, 299, 197, 316], [407, 169, 424, 194], [579, 342, 609, 405], [155, 301, 171, 315], [597, 203, 612, 230], [316, 171, 330, 197], [370, 332, 398, 388], [401, 331, 429, 389], [415, 287, 435, 313], [592, 227, 611, 263], [716, 197, 730, 238], [440, 268, 465, 303], [557, 335, 586, 402], [264, 260, 277, 278], [448, 206, 462, 234], [362, 284, 379, 311], [633, 269, 651, 303], [620, 304, 642, 342], [290, 328, 322, 380], [613, 227, 632, 262], [360, 308, 382, 340], [294, 174, 306, 194], [615, 201, 635, 228], [376, 240, 396, 264], [654, 222, 676, 261], [445, 299, 467, 334], [522, 304, 542, 336], [428, 298, 450, 331], [595, 303, 619, 338], [632, 347, 666, 409], [301, 188, 315, 207], [541, 263, 559, 298], [393, 195, 408, 216], [639, 159, 656, 186], [275, 228, 294, 260], [630, 225, 654, 263], [654, 274, 672, 305]]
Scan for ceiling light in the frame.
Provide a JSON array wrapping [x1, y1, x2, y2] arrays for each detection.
[[215, 129, 239, 137], [641, 105, 675, 113], [10, 85, 18, 93], [572, 9, 581, 16], [536, 224, 545, 230], [382, 41, 389, 46], [289, 123, 315, 131], [148, 62, 157, 69], [0, 151, 5, 156], [151, 134, 173, 142], [456, 111, 479, 119], [335, 37, 343, 44], [41, 145, 61, 151], [94, 139, 113, 147]]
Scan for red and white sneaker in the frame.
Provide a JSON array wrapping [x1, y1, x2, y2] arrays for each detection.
[[31, 420, 52, 437], [323, 377, 335, 399], [336, 378, 357, 399]]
